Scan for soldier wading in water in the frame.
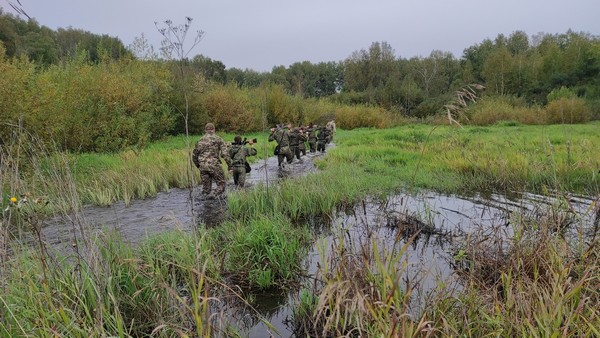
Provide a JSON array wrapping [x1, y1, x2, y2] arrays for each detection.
[[228, 135, 257, 188], [269, 124, 293, 168], [192, 123, 232, 199]]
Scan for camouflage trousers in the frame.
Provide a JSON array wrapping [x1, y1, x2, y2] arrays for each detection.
[[290, 145, 301, 160], [277, 146, 293, 166], [308, 141, 316, 153], [317, 140, 327, 152], [200, 166, 226, 195], [232, 166, 247, 188], [298, 143, 307, 156]]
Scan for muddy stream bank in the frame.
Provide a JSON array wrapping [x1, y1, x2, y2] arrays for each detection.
[[16, 147, 600, 337]]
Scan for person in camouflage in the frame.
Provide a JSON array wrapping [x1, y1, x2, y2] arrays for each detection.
[[316, 125, 329, 153], [192, 123, 232, 198], [289, 126, 306, 160], [298, 127, 308, 156], [326, 118, 336, 144], [228, 135, 257, 188], [307, 123, 317, 153], [268, 124, 293, 167]]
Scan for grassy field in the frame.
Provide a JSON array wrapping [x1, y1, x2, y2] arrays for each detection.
[[1, 122, 599, 336]]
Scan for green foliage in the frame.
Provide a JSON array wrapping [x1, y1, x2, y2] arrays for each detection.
[[0, 230, 213, 337], [0, 44, 35, 142], [547, 86, 577, 102], [193, 83, 259, 133], [545, 97, 591, 124], [215, 214, 310, 289], [6, 57, 175, 152], [470, 96, 546, 125], [0, 12, 131, 65]]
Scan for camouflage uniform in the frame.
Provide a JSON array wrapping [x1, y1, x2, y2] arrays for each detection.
[[326, 119, 336, 143], [316, 126, 329, 153], [289, 127, 305, 160], [298, 128, 308, 156], [228, 140, 257, 188], [192, 124, 231, 196], [307, 125, 317, 153], [268, 127, 293, 167]]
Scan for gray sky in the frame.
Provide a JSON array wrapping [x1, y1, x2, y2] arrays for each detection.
[[5, 0, 600, 72]]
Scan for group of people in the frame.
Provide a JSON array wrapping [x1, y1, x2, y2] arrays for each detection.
[[191, 119, 336, 199], [268, 120, 335, 167]]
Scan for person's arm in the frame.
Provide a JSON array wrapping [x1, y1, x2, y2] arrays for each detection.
[[192, 144, 201, 168], [220, 139, 232, 167]]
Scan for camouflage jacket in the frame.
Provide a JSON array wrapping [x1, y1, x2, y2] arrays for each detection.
[[289, 129, 304, 146], [192, 133, 231, 170], [317, 127, 330, 141], [307, 127, 317, 142], [228, 143, 257, 167], [268, 128, 290, 147]]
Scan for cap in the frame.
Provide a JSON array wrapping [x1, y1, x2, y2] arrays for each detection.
[[205, 123, 215, 131]]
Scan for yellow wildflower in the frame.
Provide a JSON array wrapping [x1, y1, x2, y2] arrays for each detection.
[[10, 197, 17, 203]]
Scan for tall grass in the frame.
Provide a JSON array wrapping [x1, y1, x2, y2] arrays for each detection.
[[0, 229, 231, 337], [427, 204, 600, 336], [213, 213, 311, 289], [290, 196, 600, 336], [291, 226, 435, 337]]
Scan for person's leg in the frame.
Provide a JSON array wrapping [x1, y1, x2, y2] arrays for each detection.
[[234, 167, 246, 188], [200, 170, 212, 194], [232, 168, 240, 186], [213, 168, 226, 195]]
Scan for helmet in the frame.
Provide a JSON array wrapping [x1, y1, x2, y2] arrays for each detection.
[[205, 123, 215, 131]]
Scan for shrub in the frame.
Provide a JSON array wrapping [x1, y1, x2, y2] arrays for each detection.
[[193, 84, 259, 133], [334, 104, 398, 129], [470, 96, 546, 125], [545, 97, 591, 124]]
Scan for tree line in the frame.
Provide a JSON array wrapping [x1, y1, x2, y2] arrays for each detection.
[[1, 11, 599, 153]]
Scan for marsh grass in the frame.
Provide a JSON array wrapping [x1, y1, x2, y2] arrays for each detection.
[[1, 225, 279, 337], [290, 198, 600, 336], [432, 204, 600, 336], [327, 123, 600, 195], [291, 225, 436, 337], [213, 213, 311, 289], [3, 121, 600, 336]]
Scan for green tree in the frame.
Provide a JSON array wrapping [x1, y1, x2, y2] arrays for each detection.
[[482, 46, 512, 95]]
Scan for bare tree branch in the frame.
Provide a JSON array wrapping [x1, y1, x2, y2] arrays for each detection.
[[4, 0, 31, 19]]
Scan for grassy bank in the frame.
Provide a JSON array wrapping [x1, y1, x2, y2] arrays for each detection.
[[329, 122, 600, 195], [4, 122, 597, 213]]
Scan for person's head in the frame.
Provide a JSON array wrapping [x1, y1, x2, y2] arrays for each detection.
[[287, 123, 293, 130], [204, 123, 215, 134], [234, 135, 242, 144]]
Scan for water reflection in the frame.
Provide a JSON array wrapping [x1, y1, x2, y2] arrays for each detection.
[[195, 195, 228, 227]]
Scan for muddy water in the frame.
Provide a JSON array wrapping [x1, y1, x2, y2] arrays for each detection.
[[21, 146, 599, 337]]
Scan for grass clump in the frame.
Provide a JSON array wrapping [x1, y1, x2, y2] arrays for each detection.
[[214, 213, 310, 290], [291, 227, 432, 337]]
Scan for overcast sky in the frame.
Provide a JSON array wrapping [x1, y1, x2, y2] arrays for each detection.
[[5, 0, 600, 72]]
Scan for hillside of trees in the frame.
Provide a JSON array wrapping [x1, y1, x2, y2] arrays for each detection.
[[1, 11, 599, 152]]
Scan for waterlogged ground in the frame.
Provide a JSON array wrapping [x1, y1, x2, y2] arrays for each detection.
[[17, 146, 599, 337]]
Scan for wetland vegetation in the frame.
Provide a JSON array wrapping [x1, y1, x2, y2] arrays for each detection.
[[2, 11, 600, 337]]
